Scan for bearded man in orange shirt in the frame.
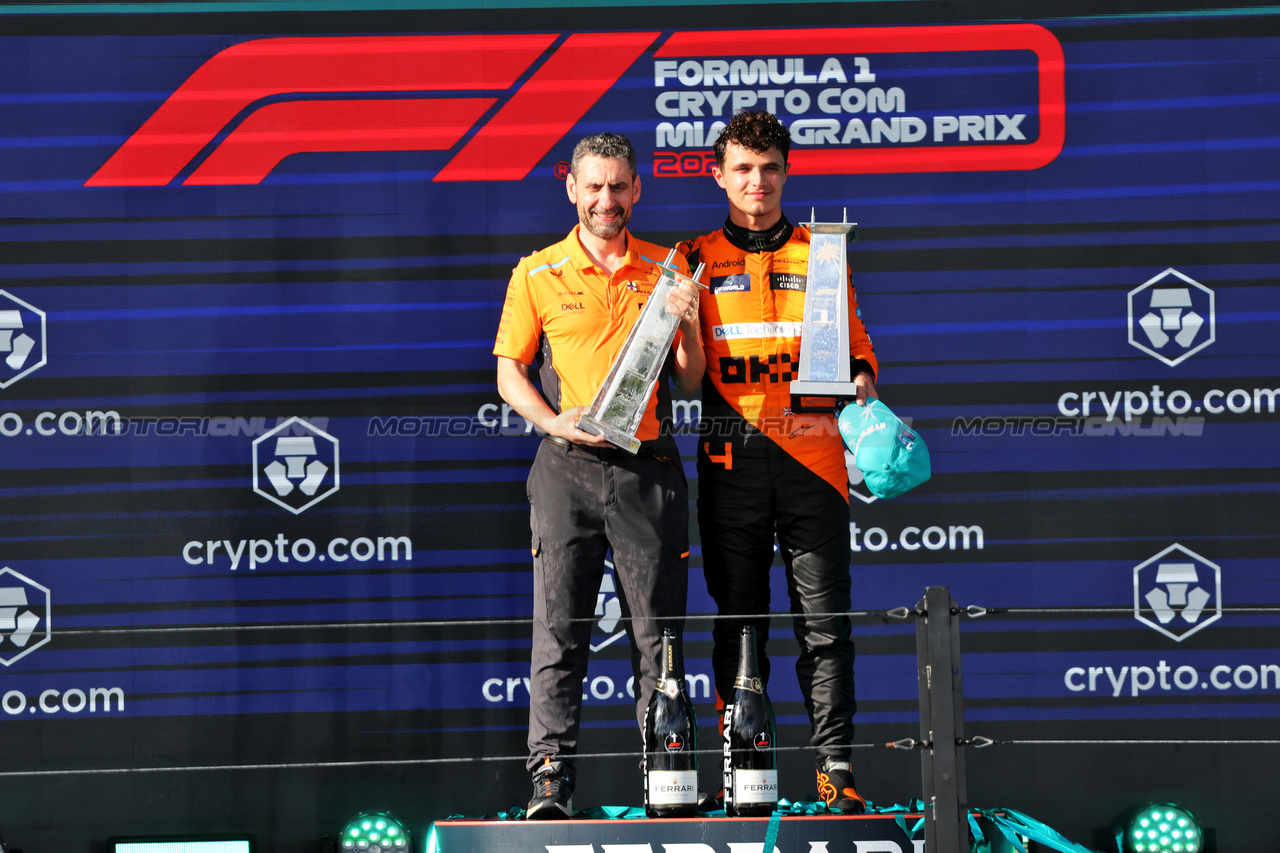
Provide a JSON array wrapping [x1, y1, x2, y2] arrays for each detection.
[[495, 132, 703, 819]]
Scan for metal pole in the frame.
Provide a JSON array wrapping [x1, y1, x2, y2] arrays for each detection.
[[916, 586, 969, 853]]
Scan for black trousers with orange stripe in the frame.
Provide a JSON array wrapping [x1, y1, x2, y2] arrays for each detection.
[[697, 426, 856, 763], [525, 437, 689, 777]]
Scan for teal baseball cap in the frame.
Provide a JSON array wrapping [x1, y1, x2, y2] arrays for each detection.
[[837, 398, 931, 499]]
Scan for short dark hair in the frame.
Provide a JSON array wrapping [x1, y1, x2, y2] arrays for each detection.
[[570, 132, 637, 178], [712, 110, 790, 167]]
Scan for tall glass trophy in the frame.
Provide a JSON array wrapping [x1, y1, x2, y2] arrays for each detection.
[[789, 209, 859, 413], [578, 250, 706, 453]]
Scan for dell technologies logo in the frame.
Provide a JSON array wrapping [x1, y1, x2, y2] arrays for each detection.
[[0, 291, 47, 389], [252, 416, 340, 514], [0, 567, 51, 666], [1128, 269, 1215, 367], [1133, 543, 1221, 642]]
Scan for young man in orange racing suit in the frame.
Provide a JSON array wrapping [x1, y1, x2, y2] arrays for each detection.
[[496, 133, 704, 819], [677, 110, 877, 812]]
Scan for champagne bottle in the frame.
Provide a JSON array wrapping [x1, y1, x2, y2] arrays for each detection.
[[723, 624, 777, 817], [643, 627, 699, 817]]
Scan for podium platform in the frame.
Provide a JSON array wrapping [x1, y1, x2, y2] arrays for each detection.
[[428, 810, 1019, 852]]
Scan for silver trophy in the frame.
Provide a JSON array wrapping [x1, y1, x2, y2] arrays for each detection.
[[789, 209, 859, 412], [578, 250, 706, 453]]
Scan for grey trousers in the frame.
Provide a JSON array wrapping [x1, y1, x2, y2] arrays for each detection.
[[525, 438, 689, 776]]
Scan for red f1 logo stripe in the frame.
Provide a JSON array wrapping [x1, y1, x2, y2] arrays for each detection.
[[183, 98, 496, 185], [656, 24, 1065, 174], [85, 34, 557, 187], [435, 32, 660, 182]]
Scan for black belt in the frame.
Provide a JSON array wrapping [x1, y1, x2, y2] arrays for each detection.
[[542, 435, 673, 462]]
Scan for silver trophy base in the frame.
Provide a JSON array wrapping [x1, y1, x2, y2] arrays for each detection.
[[576, 414, 641, 455], [789, 380, 859, 412]]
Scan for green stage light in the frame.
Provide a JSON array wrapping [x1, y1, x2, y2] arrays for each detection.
[[340, 812, 410, 853], [1125, 804, 1202, 853], [108, 836, 254, 853]]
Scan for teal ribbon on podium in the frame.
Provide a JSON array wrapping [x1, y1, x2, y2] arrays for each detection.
[[973, 807, 1101, 853]]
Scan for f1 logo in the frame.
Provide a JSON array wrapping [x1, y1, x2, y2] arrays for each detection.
[[86, 33, 660, 186], [87, 24, 1064, 186]]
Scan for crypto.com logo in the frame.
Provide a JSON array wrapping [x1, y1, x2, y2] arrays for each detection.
[[86, 25, 1062, 186], [0, 567, 51, 666], [0, 291, 47, 389], [1128, 269, 1215, 367], [1133, 543, 1221, 642], [252, 417, 339, 514]]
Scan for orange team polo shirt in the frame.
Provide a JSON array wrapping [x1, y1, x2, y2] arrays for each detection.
[[678, 225, 878, 496], [494, 225, 690, 443]]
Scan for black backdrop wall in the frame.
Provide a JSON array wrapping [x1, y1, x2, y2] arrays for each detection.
[[0, 0, 1276, 849]]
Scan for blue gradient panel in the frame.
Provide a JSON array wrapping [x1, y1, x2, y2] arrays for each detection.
[[0, 13, 1275, 758]]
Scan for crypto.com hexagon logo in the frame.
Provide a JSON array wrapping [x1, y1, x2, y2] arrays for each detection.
[[591, 561, 627, 652], [252, 417, 339, 514], [1133, 543, 1221, 642], [1128, 269, 1215, 367], [0, 290, 48, 389], [0, 567, 51, 666]]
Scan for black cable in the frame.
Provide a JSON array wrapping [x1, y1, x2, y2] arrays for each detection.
[[979, 738, 1280, 747], [0, 743, 891, 779], [993, 606, 1280, 615], [51, 601, 1280, 638], [49, 609, 900, 638]]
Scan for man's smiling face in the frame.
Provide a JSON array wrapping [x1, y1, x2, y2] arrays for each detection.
[[567, 154, 638, 241]]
